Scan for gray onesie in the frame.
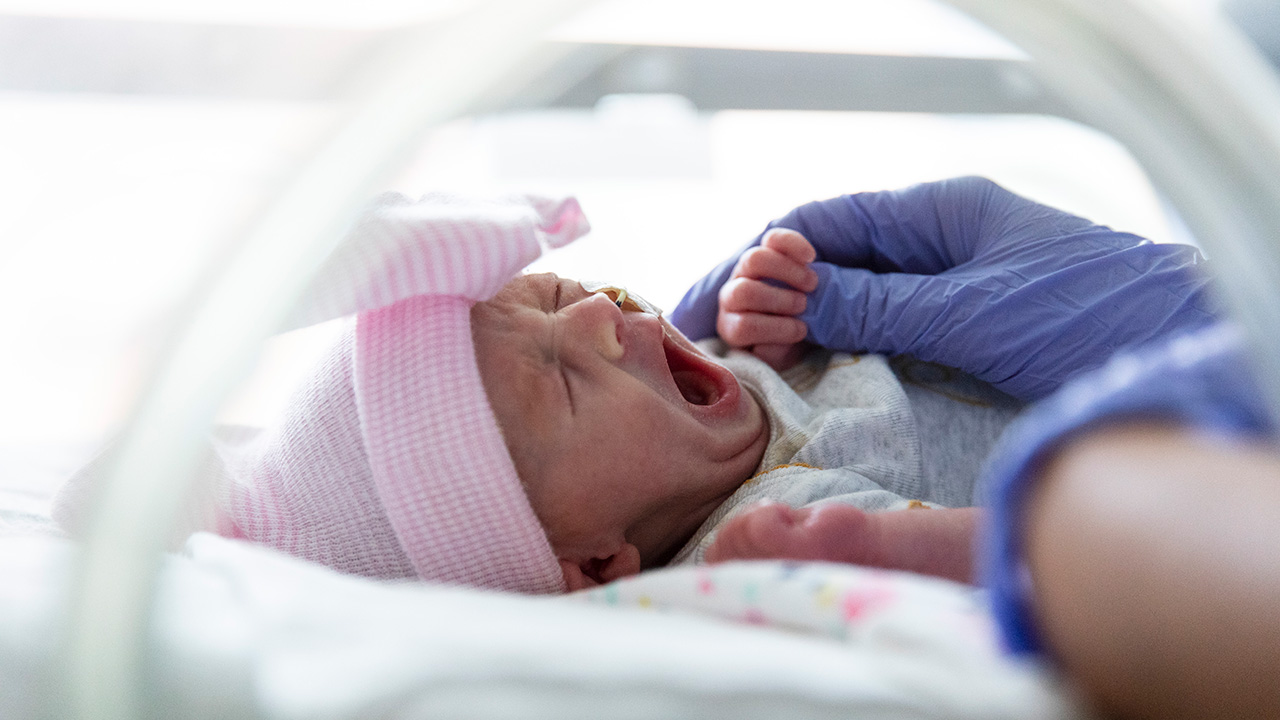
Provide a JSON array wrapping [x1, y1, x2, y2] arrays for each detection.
[[672, 341, 1021, 565]]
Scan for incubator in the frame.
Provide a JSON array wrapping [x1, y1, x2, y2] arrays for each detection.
[[2, 0, 1279, 718]]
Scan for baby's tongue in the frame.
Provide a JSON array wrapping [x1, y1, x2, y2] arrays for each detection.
[[673, 369, 715, 405]]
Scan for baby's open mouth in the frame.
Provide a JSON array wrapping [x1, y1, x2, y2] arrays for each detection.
[[662, 334, 721, 406]]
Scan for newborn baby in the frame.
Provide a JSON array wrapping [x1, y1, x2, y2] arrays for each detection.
[[472, 226, 1001, 589], [471, 273, 771, 586]]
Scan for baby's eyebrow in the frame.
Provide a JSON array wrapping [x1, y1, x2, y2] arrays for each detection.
[[521, 273, 558, 311]]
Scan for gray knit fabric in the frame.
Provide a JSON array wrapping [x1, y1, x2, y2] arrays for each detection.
[[671, 343, 1022, 565], [891, 356, 1022, 508]]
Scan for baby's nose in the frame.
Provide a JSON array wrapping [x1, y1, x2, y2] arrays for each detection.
[[569, 292, 625, 361]]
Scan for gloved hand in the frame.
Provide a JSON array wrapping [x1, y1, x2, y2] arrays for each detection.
[[670, 176, 1220, 401]]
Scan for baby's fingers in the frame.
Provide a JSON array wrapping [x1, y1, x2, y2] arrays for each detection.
[[750, 343, 809, 371], [717, 309, 808, 349], [719, 276, 807, 316], [732, 243, 819, 293], [761, 227, 817, 265]]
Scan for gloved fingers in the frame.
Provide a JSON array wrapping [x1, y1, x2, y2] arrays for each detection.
[[799, 262, 942, 359], [716, 308, 808, 349], [749, 342, 810, 371], [770, 177, 998, 274], [719, 276, 807, 316], [731, 244, 819, 293], [760, 227, 818, 266], [781, 177, 1138, 275]]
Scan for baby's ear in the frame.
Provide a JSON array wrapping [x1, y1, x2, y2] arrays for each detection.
[[558, 543, 642, 592], [558, 559, 598, 592], [596, 543, 642, 584]]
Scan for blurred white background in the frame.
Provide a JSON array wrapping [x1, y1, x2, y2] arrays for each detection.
[[1, 0, 1261, 508]]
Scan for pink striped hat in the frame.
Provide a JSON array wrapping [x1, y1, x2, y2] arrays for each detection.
[[210, 192, 588, 593]]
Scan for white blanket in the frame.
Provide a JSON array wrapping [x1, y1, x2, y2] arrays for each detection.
[[0, 532, 1088, 720]]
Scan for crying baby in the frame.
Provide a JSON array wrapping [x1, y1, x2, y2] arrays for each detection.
[[470, 260, 1005, 591]]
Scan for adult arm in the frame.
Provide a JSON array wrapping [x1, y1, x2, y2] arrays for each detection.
[[982, 322, 1280, 717], [1024, 423, 1280, 719]]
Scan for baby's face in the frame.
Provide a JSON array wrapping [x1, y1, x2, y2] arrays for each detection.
[[471, 273, 768, 586]]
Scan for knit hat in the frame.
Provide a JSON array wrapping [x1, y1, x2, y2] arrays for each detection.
[[57, 191, 589, 594]]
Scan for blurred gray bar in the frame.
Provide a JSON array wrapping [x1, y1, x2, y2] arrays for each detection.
[[0, 15, 378, 98], [0, 14, 1065, 116], [515, 45, 1063, 114]]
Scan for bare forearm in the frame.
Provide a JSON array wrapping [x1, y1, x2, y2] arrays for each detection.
[[1026, 424, 1280, 719]]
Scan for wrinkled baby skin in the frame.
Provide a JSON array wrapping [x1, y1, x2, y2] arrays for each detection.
[[471, 273, 770, 590]]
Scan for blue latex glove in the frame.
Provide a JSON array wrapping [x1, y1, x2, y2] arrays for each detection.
[[670, 176, 1220, 401], [981, 322, 1273, 654]]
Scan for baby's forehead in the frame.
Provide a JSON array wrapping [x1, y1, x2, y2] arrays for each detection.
[[501, 270, 552, 295]]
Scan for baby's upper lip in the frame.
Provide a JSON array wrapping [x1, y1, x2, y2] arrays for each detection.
[[614, 311, 741, 420]]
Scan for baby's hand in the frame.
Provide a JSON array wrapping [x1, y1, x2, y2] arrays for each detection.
[[716, 228, 818, 370], [705, 501, 875, 565], [707, 501, 979, 584]]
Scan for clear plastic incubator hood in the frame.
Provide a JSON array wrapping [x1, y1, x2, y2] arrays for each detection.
[[2, 0, 1279, 718]]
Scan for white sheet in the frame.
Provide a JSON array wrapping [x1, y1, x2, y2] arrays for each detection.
[[0, 531, 1088, 719]]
